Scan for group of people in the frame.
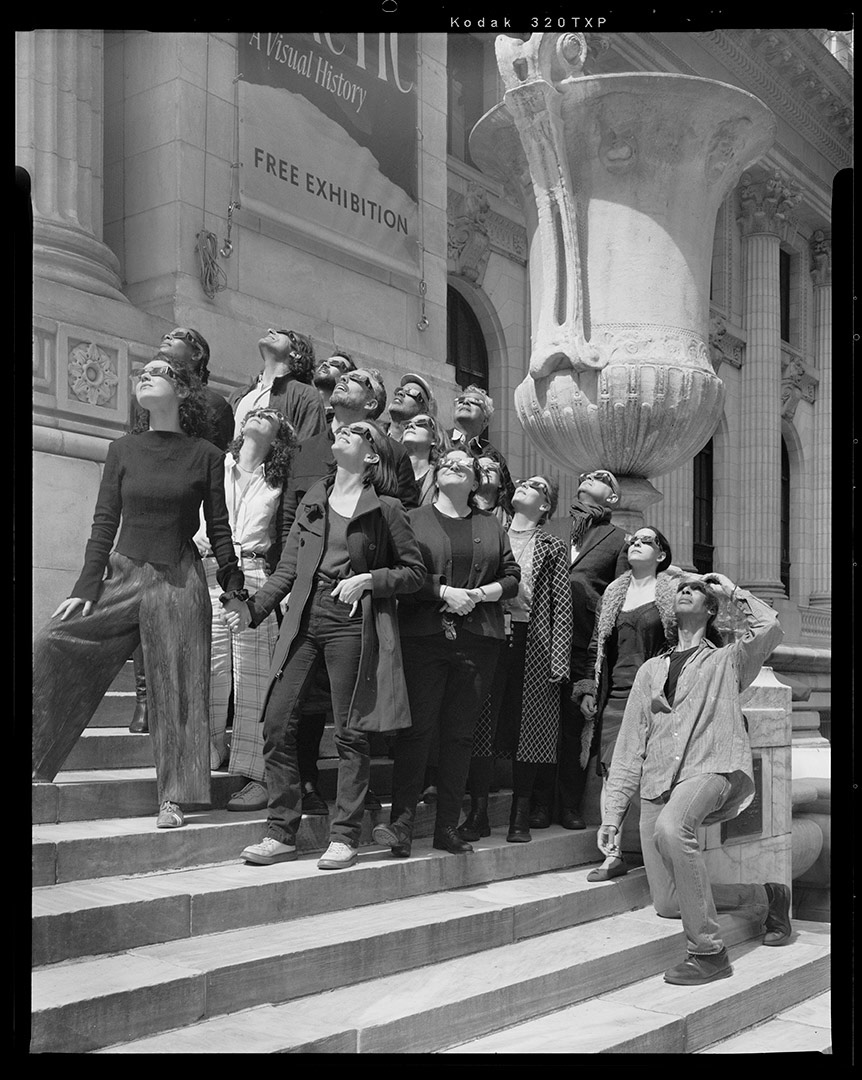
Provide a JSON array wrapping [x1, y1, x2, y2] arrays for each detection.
[[32, 322, 793, 986]]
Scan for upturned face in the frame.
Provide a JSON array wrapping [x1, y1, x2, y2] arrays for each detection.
[[577, 470, 617, 507], [401, 414, 436, 454], [627, 529, 663, 572], [674, 582, 712, 620], [390, 382, 427, 423], [512, 476, 551, 518], [332, 421, 378, 468], [132, 360, 184, 408], [454, 392, 486, 425], [258, 328, 294, 362], [436, 450, 478, 496], [330, 369, 376, 413], [313, 354, 354, 391], [158, 328, 198, 366]]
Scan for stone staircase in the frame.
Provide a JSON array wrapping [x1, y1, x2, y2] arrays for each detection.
[[31, 665, 832, 1054]]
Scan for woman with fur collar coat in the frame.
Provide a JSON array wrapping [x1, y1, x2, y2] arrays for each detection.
[[571, 526, 681, 880]]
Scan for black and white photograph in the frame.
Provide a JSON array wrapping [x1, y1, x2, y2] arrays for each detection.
[[19, 12, 851, 1058]]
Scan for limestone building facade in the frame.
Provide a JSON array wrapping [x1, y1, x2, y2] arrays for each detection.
[[24, 29, 846, 711]]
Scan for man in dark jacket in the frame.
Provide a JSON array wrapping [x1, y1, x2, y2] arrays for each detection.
[[535, 468, 629, 829], [283, 367, 420, 815], [229, 328, 326, 444]]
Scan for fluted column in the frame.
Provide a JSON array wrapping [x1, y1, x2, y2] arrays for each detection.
[[808, 231, 831, 609], [649, 464, 696, 570], [16, 29, 126, 301], [736, 171, 799, 602]]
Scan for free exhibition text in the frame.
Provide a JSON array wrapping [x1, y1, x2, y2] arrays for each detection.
[[253, 147, 410, 236]]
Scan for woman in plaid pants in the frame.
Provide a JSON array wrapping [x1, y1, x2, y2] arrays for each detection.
[[195, 407, 297, 810]]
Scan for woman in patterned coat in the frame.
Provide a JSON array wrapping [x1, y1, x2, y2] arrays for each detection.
[[459, 475, 573, 844]]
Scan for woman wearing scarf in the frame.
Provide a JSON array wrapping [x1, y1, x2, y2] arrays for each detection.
[[573, 526, 680, 880]]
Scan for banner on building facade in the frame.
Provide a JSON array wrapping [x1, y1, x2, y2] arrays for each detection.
[[238, 32, 418, 271]]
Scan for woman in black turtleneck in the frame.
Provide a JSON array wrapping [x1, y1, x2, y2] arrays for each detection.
[[32, 357, 243, 829]]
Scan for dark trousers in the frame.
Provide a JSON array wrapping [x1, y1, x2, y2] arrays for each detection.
[[533, 644, 590, 815], [391, 633, 501, 832], [467, 621, 524, 798], [33, 548, 211, 804], [261, 583, 369, 847]]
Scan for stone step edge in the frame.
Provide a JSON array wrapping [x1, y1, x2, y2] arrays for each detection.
[[438, 923, 831, 1055], [32, 830, 605, 966], [86, 909, 769, 1056], [32, 871, 660, 1053], [695, 989, 831, 1054]]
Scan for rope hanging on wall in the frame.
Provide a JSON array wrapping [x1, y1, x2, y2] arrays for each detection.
[[195, 230, 228, 298]]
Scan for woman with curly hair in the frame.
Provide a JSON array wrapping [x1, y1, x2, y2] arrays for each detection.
[[225, 420, 424, 869], [401, 412, 451, 506], [573, 526, 680, 880], [194, 407, 298, 810], [474, 448, 513, 528], [32, 357, 243, 829]]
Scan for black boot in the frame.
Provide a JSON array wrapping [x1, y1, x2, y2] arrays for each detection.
[[128, 668, 149, 733], [457, 796, 490, 841], [507, 796, 532, 843]]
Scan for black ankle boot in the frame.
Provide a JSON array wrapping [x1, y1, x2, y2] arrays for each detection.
[[129, 671, 149, 733], [507, 796, 532, 843], [457, 796, 490, 841]]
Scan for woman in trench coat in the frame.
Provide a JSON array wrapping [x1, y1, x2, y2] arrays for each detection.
[[224, 420, 425, 870]]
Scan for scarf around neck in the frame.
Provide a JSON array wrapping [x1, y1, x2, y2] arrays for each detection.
[[569, 499, 612, 548]]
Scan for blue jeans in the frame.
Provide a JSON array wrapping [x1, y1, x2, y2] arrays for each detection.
[[639, 773, 769, 955], [260, 582, 369, 847]]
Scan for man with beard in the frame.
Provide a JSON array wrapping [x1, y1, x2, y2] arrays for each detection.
[[386, 373, 437, 441], [535, 469, 629, 830], [312, 351, 356, 417], [230, 328, 325, 444]]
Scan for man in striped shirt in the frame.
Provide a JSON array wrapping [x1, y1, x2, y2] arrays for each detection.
[[598, 573, 793, 985]]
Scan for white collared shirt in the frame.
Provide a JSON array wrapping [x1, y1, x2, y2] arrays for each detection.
[[194, 453, 281, 557]]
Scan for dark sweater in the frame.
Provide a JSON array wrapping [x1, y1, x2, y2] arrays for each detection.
[[71, 430, 243, 602]]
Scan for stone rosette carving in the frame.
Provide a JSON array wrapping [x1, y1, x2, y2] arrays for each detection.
[[68, 342, 119, 407], [448, 185, 492, 286], [737, 169, 802, 237], [810, 230, 831, 287], [780, 352, 818, 419]]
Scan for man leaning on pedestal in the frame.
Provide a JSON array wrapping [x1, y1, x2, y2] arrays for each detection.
[[597, 573, 792, 986]]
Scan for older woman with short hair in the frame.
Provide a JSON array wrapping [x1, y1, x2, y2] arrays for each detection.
[[225, 421, 425, 870], [373, 447, 520, 859]]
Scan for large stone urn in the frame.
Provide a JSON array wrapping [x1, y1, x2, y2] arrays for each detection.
[[469, 33, 776, 519]]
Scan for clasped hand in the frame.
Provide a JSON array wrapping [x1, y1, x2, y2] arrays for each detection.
[[222, 597, 251, 634], [441, 587, 485, 615]]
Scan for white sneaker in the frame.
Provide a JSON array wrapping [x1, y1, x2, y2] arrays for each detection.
[[241, 836, 297, 865], [317, 841, 358, 870]]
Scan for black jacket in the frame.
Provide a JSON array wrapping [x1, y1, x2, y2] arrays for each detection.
[[545, 518, 629, 651]]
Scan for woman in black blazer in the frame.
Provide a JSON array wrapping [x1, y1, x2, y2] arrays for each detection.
[[373, 447, 520, 858]]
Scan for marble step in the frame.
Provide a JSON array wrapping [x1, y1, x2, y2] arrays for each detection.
[[33, 828, 601, 966], [441, 922, 830, 1054], [31, 789, 521, 886], [88, 692, 140, 728], [60, 726, 348, 774], [86, 907, 767, 1055], [697, 989, 831, 1053], [36, 746, 384, 824]]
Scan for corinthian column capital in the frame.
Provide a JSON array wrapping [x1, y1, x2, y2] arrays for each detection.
[[736, 169, 802, 239], [810, 230, 832, 287]]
